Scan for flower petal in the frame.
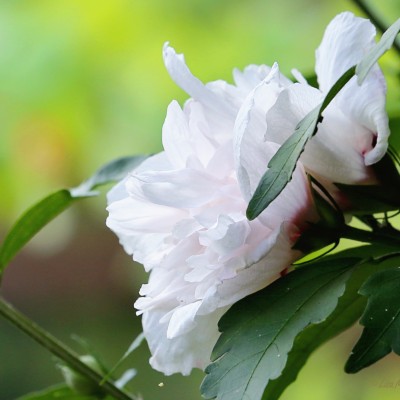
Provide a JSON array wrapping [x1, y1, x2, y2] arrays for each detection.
[[266, 83, 376, 184], [127, 168, 222, 208], [337, 70, 389, 166], [139, 304, 227, 375], [163, 43, 234, 117], [234, 64, 290, 201], [315, 12, 376, 92], [215, 222, 301, 307]]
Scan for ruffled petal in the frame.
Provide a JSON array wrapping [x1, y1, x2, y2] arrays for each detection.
[[266, 83, 376, 184], [127, 168, 222, 208], [140, 306, 226, 375], [234, 64, 290, 201], [336, 70, 389, 166], [265, 82, 322, 144], [215, 222, 301, 307], [315, 12, 389, 166], [232, 64, 291, 96]]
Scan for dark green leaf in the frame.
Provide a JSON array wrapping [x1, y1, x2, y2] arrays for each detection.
[[335, 153, 400, 215], [263, 248, 400, 400], [246, 67, 355, 220], [356, 18, 400, 84], [0, 155, 147, 276], [345, 267, 400, 373], [17, 384, 98, 400], [201, 257, 358, 400], [335, 184, 400, 215], [389, 117, 400, 151]]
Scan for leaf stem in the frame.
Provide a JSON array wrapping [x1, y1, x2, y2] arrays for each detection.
[[0, 297, 133, 400], [351, 0, 400, 55]]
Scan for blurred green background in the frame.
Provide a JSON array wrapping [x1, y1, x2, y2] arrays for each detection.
[[1, 0, 400, 399]]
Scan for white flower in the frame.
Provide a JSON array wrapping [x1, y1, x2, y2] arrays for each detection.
[[264, 12, 390, 185], [107, 45, 316, 375]]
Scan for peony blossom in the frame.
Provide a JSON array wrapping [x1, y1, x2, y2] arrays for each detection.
[[107, 46, 316, 375], [106, 11, 388, 376], [263, 12, 389, 186]]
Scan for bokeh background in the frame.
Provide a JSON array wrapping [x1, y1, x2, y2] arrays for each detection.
[[1, 0, 400, 399]]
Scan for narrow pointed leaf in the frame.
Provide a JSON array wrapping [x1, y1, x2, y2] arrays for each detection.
[[201, 257, 358, 400], [0, 190, 76, 273], [345, 267, 400, 373], [263, 248, 400, 400], [356, 18, 400, 84], [0, 155, 147, 276], [246, 67, 355, 220], [101, 332, 145, 385]]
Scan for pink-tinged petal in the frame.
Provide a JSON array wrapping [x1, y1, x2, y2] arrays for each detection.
[[124, 234, 170, 271], [199, 214, 250, 257], [262, 162, 316, 231], [315, 12, 389, 166], [266, 83, 376, 184], [106, 197, 186, 270], [302, 104, 377, 183], [140, 306, 226, 375], [336, 70, 389, 166], [215, 222, 301, 307], [316, 12, 376, 92]]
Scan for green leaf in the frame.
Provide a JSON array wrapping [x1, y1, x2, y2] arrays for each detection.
[[17, 384, 98, 400], [0, 155, 147, 277], [345, 267, 400, 373], [246, 67, 355, 220], [263, 248, 400, 400], [200, 257, 358, 400], [356, 18, 400, 84], [0, 190, 76, 273]]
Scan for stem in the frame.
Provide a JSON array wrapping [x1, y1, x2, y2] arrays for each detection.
[[351, 0, 400, 55], [0, 297, 133, 400], [342, 225, 400, 248]]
